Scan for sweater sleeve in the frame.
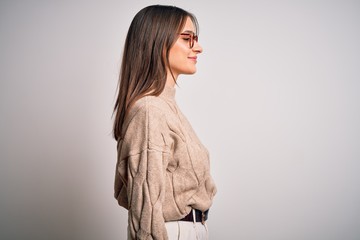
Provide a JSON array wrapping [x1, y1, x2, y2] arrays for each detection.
[[120, 100, 169, 240]]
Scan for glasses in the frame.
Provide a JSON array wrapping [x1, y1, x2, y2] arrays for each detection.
[[180, 32, 198, 48]]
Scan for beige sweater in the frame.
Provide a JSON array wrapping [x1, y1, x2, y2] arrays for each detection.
[[114, 86, 217, 240]]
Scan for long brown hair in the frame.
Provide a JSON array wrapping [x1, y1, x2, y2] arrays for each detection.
[[113, 5, 199, 140]]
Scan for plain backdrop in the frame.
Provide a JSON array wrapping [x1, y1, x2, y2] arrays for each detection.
[[1, 0, 360, 239]]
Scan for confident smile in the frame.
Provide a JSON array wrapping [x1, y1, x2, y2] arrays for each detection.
[[188, 56, 197, 62]]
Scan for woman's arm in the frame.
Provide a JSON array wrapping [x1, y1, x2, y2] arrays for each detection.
[[127, 149, 167, 239], [116, 99, 169, 240]]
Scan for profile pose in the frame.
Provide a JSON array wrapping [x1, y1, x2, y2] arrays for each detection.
[[113, 5, 217, 240]]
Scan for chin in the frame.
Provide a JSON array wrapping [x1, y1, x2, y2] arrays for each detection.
[[185, 68, 197, 75], [176, 67, 197, 76]]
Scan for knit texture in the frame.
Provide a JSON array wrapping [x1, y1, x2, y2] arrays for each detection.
[[114, 86, 217, 240]]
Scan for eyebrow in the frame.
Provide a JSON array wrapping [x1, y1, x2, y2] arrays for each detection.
[[180, 30, 196, 35]]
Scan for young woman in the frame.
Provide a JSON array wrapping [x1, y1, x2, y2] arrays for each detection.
[[113, 5, 217, 240]]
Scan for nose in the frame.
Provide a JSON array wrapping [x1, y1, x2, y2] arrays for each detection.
[[192, 41, 203, 54]]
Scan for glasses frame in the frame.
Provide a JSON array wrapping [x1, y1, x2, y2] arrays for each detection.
[[179, 32, 198, 49]]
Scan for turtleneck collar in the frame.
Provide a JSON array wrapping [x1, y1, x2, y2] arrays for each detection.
[[159, 85, 176, 100]]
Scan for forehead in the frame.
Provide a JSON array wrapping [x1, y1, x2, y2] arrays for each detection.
[[181, 17, 195, 33]]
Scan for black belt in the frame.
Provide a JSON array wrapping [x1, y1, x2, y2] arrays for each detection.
[[180, 209, 209, 224]]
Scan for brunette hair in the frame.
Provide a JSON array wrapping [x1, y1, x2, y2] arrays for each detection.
[[113, 5, 199, 140]]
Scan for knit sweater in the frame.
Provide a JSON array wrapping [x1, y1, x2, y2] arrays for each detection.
[[114, 86, 217, 240]]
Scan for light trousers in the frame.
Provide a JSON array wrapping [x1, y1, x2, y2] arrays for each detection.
[[165, 210, 209, 240]]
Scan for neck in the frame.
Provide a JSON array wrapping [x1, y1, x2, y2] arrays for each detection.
[[160, 84, 176, 100], [166, 69, 178, 87]]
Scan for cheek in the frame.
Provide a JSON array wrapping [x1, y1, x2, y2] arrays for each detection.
[[170, 45, 181, 59], [169, 46, 182, 65], [168, 42, 193, 72], [170, 41, 189, 57]]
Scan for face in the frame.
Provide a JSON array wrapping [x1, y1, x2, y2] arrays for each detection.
[[167, 17, 203, 80]]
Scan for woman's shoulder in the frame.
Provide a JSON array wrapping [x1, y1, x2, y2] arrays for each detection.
[[131, 95, 171, 115], [125, 95, 172, 126], [121, 96, 174, 145]]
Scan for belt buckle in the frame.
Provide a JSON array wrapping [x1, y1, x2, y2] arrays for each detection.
[[201, 211, 205, 225]]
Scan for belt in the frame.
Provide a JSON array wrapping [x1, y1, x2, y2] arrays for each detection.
[[180, 209, 209, 224]]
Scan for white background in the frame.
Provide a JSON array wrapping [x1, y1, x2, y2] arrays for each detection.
[[1, 0, 359, 239]]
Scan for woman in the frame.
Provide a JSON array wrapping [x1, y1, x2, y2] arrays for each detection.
[[113, 5, 217, 240]]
